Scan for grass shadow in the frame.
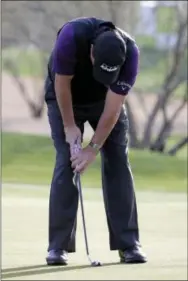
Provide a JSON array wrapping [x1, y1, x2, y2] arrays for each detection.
[[2, 262, 119, 279]]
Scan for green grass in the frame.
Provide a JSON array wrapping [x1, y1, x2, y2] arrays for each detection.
[[2, 48, 48, 78], [135, 47, 187, 96], [2, 133, 187, 192], [2, 186, 187, 280], [156, 6, 177, 33]]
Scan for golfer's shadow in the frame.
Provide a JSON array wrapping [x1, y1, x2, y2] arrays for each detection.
[[2, 262, 119, 279]]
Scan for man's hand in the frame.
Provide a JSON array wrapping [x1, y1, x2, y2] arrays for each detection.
[[71, 145, 97, 174], [64, 126, 82, 157]]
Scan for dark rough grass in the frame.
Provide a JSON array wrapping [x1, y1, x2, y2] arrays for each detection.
[[2, 133, 187, 192]]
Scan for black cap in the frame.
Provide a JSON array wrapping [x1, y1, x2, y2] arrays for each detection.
[[92, 30, 126, 85]]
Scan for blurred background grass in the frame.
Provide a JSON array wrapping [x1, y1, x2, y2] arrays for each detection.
[[2, 132, 187, 192]]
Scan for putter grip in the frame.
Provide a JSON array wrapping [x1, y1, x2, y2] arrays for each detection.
[[72, 139, 81, 185]]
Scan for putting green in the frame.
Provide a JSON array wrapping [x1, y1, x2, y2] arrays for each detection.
[[2, 185, 187, 280]]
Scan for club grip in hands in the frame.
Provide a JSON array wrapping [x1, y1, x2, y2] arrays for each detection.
[[72, 138, 82, 186], [71, 137, 82, 155]]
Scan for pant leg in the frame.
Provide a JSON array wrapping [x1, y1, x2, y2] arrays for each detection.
[[47, 101, 85, 253], [89, 105, 139, 251]]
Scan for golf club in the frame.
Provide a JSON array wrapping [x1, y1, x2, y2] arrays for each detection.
[[73, 172, 101, 267]]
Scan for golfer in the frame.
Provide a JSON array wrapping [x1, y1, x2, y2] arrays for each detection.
[[45, 17, 147, 265]]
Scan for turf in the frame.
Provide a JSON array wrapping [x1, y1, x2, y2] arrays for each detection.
[[2, 133, 187, 192], [2, 184, 187, 280]]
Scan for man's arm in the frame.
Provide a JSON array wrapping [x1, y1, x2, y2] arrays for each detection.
[[90, 42, 140, 150], [55, 74, 75, 128], [53, 23, 76, 128], [91, 89, 126, 147]]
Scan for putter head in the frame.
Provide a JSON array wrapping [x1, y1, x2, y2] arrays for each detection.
[[91, 261, 102, 267]]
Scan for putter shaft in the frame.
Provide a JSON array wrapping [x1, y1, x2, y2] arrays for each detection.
[[73, 173, 101, 266], [74, 173, 90, 257]]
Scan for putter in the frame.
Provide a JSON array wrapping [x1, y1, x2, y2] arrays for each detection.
[[73, 172, 101, 267]]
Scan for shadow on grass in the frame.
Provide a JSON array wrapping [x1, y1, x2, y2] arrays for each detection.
[[2, 262, 119, 279]]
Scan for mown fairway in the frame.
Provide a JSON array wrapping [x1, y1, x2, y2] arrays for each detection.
[[2, 185, 187, 280]]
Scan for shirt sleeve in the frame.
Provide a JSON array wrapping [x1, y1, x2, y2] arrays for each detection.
[[110, 43, 140, 95], [52, 23, 77, 75]]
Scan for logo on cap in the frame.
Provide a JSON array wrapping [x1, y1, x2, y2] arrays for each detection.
[[100, 63, 119, 72]]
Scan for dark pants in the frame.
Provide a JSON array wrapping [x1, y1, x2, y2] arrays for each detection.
[[47, 100, 139, 252]]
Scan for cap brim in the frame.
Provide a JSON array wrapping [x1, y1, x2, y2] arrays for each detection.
[[93, 65, 120, 86]]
